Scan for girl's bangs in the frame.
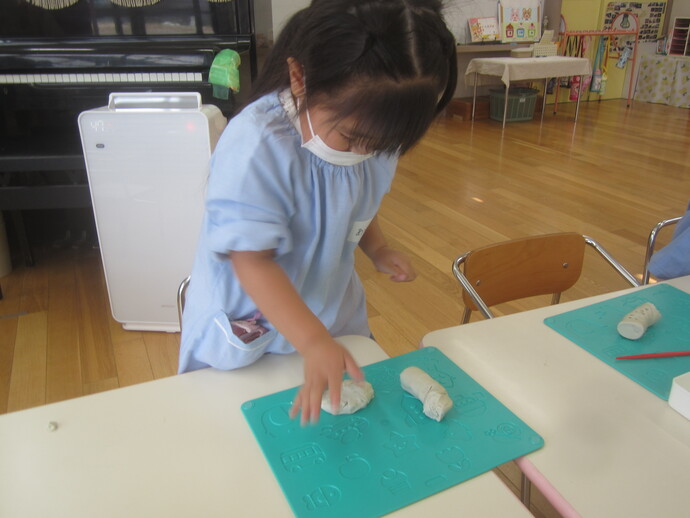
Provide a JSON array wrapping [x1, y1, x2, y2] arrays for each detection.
[[326, 80, 442, 155]]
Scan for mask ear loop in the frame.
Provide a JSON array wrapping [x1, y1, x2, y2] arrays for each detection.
[[294, 88, 316, 141], [304, 105, 317, 141]]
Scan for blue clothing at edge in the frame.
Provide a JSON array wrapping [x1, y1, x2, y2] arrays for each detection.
[[178, 91, 397, 373]]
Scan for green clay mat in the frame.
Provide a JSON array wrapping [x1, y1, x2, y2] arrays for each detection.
[[241, 347, 543, 518], [544, 284, 690, 400]]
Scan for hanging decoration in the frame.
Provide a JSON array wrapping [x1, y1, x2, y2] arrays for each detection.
[[23, 0, 80, 9]]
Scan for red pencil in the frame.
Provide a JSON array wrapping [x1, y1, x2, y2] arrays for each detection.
[[616, 350, 690, 360]]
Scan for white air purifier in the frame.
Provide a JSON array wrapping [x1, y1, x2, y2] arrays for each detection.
[[79, 92, 226, 332]]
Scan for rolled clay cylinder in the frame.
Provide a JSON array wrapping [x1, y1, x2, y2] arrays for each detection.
[[321, 380, 374, 415], [400, 366, 453, 422], [617, 302, 661, 340]]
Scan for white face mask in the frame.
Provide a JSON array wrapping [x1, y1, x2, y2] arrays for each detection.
[[301, 103, 374, 166]]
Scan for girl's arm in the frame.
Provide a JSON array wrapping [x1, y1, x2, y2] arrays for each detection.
[[229, 249, 363, 425], [359, 216, 417, 282]]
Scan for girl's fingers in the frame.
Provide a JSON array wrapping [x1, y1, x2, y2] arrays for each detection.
[[308, 381, 325, 424], [291, 345, 365, 425], [344, 351, 364, 382], [328, 373, 342, 415], [289, 388, 303, 419]]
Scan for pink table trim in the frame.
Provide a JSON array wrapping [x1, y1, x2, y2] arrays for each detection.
[[515, 456, 581, 518]]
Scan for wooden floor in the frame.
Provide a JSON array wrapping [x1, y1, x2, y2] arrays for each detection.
[[1, 99, 688, 515]]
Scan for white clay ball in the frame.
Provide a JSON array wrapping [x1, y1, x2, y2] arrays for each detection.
[[321, 380, 374, 415]]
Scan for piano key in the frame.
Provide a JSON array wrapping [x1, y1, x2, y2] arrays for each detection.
[[0, 72, 205, 84]]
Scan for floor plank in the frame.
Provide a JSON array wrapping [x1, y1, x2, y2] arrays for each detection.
[[45, 250, 83, 405], [76, 251, 118, 386], [7, 311, 48, 412]]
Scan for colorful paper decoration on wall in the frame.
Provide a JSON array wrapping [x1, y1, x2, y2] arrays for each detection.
[[499, 0, 541, 43], [468, 17, 501, 42]]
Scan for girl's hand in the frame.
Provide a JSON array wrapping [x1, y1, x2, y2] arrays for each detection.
[[370, 246, 417, 282], [289, 338, 364, 425]]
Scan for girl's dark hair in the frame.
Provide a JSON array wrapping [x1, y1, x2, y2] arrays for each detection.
[[247, 0, 457, 154]]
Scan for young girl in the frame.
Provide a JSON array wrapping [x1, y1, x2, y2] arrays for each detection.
[[179, 0, 457, 424]]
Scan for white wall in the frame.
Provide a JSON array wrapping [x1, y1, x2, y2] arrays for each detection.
[[670, 0, 690, 20], [271, 0, 309, 39]]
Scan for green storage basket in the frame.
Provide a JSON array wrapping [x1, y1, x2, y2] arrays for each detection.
[[489, 87, 538, 122]]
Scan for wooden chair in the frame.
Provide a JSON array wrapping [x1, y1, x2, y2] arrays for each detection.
[[642, 216, 682, 285], [453, 232, 639, 324]]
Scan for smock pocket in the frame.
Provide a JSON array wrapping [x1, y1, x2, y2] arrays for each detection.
[[207, 310, 277, 369]]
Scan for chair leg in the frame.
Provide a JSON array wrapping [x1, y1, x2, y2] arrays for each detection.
[[461, 307, 472, 324], [177, 276, 191, 330], [520, 472, 531, 507], [551, 292, 561, 305]]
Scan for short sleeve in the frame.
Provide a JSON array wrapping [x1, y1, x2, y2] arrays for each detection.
[[203, 109, 297, 257]]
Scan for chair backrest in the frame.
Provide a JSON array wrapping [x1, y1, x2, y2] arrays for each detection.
[[458, 233, 585, 311], [453, 232, 639, 322]]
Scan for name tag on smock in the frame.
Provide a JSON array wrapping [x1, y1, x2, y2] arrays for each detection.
[[348, 218, 373, 243]]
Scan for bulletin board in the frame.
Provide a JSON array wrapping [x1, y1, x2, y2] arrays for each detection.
[[603, 1, 667, 53]]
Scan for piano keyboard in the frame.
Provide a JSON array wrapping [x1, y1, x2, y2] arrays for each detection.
[[0, 72, 203, 84]]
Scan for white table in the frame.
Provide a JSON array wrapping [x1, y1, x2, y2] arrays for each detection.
[[465, 56, 592, 128], [423, 276, 690, 518], [0, 335, 532, 518]]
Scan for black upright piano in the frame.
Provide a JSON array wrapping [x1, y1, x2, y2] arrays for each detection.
[[0, 0, 264, 266]]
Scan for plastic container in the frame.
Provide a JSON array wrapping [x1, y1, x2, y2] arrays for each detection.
[[489, 87, 538, 122], [669, 371, 690, 420]]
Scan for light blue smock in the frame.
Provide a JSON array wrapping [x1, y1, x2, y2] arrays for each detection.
[[178, 91, 397, 373]]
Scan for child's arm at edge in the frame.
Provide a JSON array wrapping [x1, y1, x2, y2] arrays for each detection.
[[229, 249, 364, 425], [359, 215, 417, 282]]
